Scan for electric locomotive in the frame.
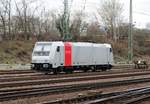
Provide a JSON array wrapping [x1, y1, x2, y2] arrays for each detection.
[[31, 41, 114, 74]]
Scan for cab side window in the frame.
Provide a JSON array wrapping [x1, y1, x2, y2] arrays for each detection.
[[110, 48, 112, 52], [57, 46, 60, 52]]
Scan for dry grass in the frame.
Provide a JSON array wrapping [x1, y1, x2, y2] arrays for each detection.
[[0, 40, 35, 64]]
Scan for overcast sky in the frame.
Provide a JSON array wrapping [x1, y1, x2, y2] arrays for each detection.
[[40, 0, 150, 28]]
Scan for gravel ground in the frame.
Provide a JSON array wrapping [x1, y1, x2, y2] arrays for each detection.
[[141, 101, 150, 104]]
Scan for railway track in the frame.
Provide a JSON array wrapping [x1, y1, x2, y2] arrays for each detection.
[[0, 64, 146, 75], [0, 63, 148, 76], [1, 71, 150, 83], [0, 68, 150, 82], [84, 87, 150, 104], [123, 95, 150, 104], [0, 70, 35, 75], [1, 75, 150, 101], [0, 67, 149, 103], [40, 87, 150, 104], [0, 71, 150, 88]]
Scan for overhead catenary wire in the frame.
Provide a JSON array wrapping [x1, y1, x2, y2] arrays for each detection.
[[134, 11, 150, 17]]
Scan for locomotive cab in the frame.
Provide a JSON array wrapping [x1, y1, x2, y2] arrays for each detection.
[[31, 42, 63, 71]]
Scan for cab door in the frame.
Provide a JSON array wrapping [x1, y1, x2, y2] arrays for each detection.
[[53, 46, 61, 68], [108, 47, 113, 64]]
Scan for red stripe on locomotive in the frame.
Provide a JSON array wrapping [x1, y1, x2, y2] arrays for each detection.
[[64, 42, 72, 66]]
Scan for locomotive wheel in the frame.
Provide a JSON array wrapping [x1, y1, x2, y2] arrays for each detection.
[[67, 69, 73, 74], [44, 72, 49, 75], [68, 70, 73, 74], [82, 67, 88, 72], [101, 68, 107, 71], [64, 68, 73, 74], [53, 69, 58, 74], [91, 66, 96, 72], [92, 69, 96, 72], [83, 69, 87, 72]]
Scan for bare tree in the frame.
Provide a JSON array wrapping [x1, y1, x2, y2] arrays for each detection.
[[55, 14, 65, 39], [0, 0, 60, 41], [0, 9, 6, 39], [14, 0, 40, 40], [70, 12, 88, 41], [98, 0, 124, 42], [0, 0, 12, 39]]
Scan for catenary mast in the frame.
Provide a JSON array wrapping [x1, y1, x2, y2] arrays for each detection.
[[128, 0, 133, 63]]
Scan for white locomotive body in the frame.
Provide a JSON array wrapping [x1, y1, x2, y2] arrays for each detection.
[[31, 41, 114, 73]]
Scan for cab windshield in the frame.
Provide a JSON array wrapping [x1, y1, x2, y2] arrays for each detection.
[[33, 43, 51, 56]]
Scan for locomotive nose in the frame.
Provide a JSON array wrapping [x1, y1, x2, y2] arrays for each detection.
[[31, 56, 52, 70], [32, 56, 50, 63]]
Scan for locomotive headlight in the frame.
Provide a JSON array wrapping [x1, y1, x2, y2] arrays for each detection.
[[43, 64, 48, 68], [31, 64, 35, 68], [32, 60, 36, 63], [44, 60, 49, 63]]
